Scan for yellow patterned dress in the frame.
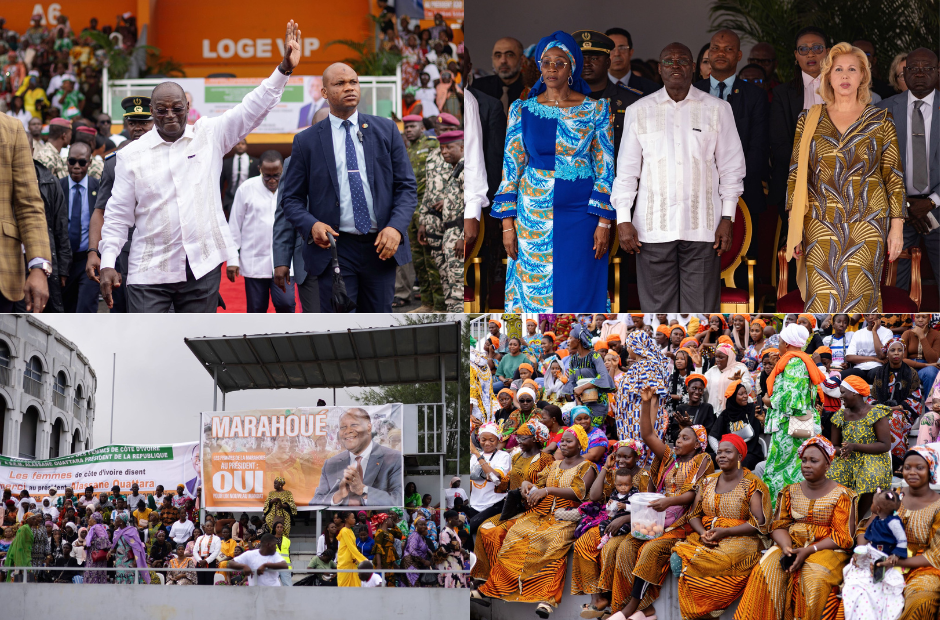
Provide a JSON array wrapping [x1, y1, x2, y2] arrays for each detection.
[[610, 446, 714, 612], [570, 465, 651, 596], [470, 449, 556, 581], [734, 482, 857, 620], [787, 105, 905, 312], [897, 496, 940, 620], [478, 458, 594, 607], [674, 471, 772, 619]]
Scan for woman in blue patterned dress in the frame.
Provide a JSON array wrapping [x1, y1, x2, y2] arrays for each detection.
[[613, 330, 671, 468], [492, 31, 616, 312]]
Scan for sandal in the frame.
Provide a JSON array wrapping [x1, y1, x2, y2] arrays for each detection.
[[535, 603, 553, 618], [392, 298, 408, 308], [581, 603, 609, 619]]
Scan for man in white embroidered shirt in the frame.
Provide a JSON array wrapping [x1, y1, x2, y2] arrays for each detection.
[[97, 21, 302, 313], [226, 150, 296, 313], [309, 408, 403, 507], [612, 42, 745, 311], [192, 527, 222, 586]]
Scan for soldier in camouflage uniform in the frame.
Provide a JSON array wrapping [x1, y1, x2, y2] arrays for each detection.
[[403, 114, 443, 311], [422, 130, 464, 312], [33, 118, 71, 179]]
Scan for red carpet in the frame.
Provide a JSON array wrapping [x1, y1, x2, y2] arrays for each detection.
[[217, 262, 303, 313]]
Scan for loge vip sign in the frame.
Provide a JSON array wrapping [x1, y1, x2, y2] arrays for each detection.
[[201, 37, 321, 60], [202, 406, 404, 511]]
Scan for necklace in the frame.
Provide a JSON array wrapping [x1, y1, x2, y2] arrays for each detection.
[[541, 89, 573, 107]]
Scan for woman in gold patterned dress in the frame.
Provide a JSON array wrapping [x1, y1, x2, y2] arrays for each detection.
[[470, 420, 556, 582], [734, 435, 857, 620], [867, 446, 940, 620], [608, 387, 715, 620], [473, 425, 597, 618], [674, 434, 771, 619], [572, 440, 651, 618], [786, 42, 905, 312]]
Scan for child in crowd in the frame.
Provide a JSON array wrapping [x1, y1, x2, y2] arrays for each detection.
[[356, 526, 375, 561], [359, 560, 383, 587], [822, 313, 853, 370], [842, 489, 906, 620], [918, 390, 940, 445], [598, 469, 637, 548]]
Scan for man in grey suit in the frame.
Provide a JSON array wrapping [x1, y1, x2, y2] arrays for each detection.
[[310, 408, 403, 507], [876, 48, 940, 296], [273, 155, 319, 312]]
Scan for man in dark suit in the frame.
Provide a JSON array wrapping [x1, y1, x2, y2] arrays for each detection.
[[29, 142, 70, 313], [60, 141, 100, 312], [470, 37, 526, 115], [575, 30, 643, 159], [309, 408, 403, 507], [273, 155, 319, 312], [694, 29, 768, 215], [876, 48, 940, 294], [605, 27, 661, 95], [280, 62, 417, 312], [220, 139, 259, 218]]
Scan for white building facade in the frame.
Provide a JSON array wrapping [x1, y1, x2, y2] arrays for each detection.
[[0, 315, 96, 459]]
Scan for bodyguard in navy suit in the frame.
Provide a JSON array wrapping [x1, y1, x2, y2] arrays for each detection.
[[60, 142, 100, 313], [280, 63, 417, 312], [694, 30, 769, 215], [876, 48, 940, 295]]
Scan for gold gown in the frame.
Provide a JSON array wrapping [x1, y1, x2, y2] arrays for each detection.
[[787, 105, 905, 312]]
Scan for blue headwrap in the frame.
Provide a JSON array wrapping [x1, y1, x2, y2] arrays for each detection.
[[570, 323, 593, 351], [528, 31, 593, 100]]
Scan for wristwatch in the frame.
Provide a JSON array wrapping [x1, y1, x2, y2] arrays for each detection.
[[721, 215, 733, 221], [90, 248, 102, 259], [31, 261, 52, 277]]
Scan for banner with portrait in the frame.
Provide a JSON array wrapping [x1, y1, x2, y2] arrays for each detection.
[[201, 405, 403, 511], [0, 443, 200, 501]]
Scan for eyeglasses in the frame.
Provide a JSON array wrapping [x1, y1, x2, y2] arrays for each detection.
[[796, 44, 825, 56], [661, 58, 691, 67], [152, 106, 185, 117], [262, 173, 282, 180], [613, 45, 631, 53], [905, 65, 938, 75], [537, 59, 569, 71], [67, 158, 88, 166]]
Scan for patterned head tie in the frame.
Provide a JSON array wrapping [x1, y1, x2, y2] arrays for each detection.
[[273, 477, 286, 486], [691, 425, 708, 452], [797, 435, 836, 463], [904, 446, 940, 484], [564, 424, 589, 451]]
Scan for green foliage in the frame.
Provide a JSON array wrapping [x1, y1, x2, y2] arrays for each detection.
[[145, 53, 186, 78], [326, 38, 403, 77], [353, 315, 470, 475], [709, 0, 940, 82], [81, 29, 185, 79]]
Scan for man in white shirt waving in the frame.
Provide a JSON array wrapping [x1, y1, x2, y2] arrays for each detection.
[[227, 150, 295, 313], [192, 526, 222, 585], [612, 42, 745, 312], [98, 20, 302, 312]]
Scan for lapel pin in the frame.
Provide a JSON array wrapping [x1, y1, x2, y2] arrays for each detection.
[[91, 191, 96, 196], [362, 123, 368, 129]]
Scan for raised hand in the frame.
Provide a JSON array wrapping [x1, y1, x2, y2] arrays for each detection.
[[281, 20, 302, 72], [640, 386, 655, 402]]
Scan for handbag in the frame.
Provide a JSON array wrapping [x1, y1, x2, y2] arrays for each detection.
[[785, 104, 823, 300], [419, 570, 439, 586], [553, 508, 581, 522], [788, 413, 815, 438], [499, 489, 525, 521], [91, 549, 108, 563]]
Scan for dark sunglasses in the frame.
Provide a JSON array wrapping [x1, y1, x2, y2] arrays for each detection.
[[517, 398, 534, 404], [67, 158, 88, 166]]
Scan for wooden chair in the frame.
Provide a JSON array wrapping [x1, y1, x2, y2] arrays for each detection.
[[776, 247, 921, 311], [463, 220, 485, 312], [719, 198, 756, 313]]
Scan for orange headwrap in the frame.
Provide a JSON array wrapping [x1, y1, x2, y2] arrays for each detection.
[[556, 349, 569, 359], [759, 347, 779, 359], [751, 318, 766, 330], [841, 375, 871, 396], [816, 347, 833, 357], [630, 313, 644, 318], [656, 325, 672, 337], [526, 319, 536, 325], [717, 335, 733, 345], [606, 334, 622, 343], [685, 373, 707, 388], [680, 337, 698, 348], [518, 363, 534, 374], [724, 380, 744, 399], [593, 341, 608, 352], [711, 314, 728, 329], [497, 388, 514, 399], [670, 324, 687, 336], [543, 331, 556, 343], [732, 314, 751, 322], [798, 314, 817, 329], [489, 336, 499, 349], [489, 319, 502, 328]]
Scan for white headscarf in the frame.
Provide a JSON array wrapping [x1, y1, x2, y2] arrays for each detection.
[[780, 324, 809, 348], [517, 386, 537, 401]]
